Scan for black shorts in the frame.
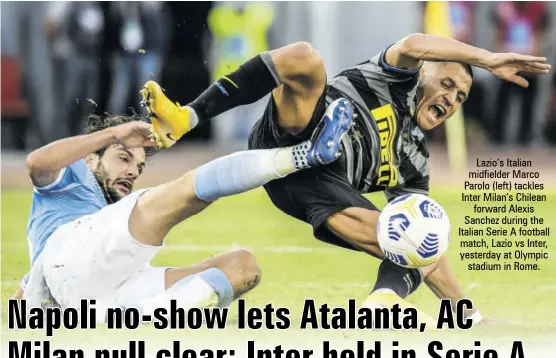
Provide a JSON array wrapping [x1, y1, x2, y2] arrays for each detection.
[[248, 94, 379, 250]]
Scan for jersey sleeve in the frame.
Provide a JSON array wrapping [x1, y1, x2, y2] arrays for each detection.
[[338, 45, 420, 114], [354, 44, 421, 85], [33, 160, 90, 194], [375, 44, 422, 80]]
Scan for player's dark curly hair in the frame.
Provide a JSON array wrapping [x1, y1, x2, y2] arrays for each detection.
[[461, 63, 474, 80], [84, 111, 156, 158]]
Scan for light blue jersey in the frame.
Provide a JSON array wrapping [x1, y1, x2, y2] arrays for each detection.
[[24, 160, 107, 286]]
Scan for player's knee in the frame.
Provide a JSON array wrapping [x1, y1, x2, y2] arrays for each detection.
[[295, 42, 324, 75], [292, 42, 322, 65], [229, 248, 262, 288], [278, 42, 324, 79]]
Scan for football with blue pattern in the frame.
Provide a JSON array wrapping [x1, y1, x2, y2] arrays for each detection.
[[377, 194, 451, 268]]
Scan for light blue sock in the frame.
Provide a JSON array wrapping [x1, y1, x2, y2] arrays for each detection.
[[194, 145, 309, 202], [167, 268, 234, 307], [197, 268, 235, 307], [135, 268, 234, 313]]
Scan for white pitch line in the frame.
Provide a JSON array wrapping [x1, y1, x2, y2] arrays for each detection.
[[2, 281, 21, 287], [1, 241, 338, 254], [3, 279, 556, 291], [0, 281, 374, 289], [162, 244, 339, 253]]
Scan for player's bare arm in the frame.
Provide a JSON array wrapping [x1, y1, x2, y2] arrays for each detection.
[[26, 121, 155, 187], [20, 94, 352, 312], [140, 37, 516, 326], [386, 33, 551, 87]]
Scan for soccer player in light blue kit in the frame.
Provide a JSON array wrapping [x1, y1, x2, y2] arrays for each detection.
[[17, 96, 353, 315]]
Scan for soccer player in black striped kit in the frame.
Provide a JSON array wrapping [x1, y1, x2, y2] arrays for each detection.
[[142, 33, 550, 324]]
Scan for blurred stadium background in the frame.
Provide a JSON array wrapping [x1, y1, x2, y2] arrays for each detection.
[[1, 1, 556, 336], [2, 1, 556, 151]]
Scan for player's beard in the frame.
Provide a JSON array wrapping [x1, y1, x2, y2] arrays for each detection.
[[93, 163, 122, 204]]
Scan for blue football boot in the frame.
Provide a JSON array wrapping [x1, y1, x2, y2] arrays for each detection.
[[306, 98, 354, 166]]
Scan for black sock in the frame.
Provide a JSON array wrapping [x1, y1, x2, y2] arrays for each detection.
[[371, 260, 423, 298], [188, 52, 280, 123]]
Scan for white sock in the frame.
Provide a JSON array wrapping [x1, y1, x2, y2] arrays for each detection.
[[184, 105, 200, 128], [137, 276, 220, 316], [277, 140, 312, 174]]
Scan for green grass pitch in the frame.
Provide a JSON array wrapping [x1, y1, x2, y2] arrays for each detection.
[[1, 187, 555, 343]]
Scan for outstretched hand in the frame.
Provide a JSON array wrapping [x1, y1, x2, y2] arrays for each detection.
[[111, 121, 157, 149], [486, 53, 552, 88]]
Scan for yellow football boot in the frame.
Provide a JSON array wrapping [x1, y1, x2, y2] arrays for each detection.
[[362, 291, 438, 331], [140, 80, 194, 148]]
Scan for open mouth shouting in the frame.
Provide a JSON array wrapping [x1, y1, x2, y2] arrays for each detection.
[[427, 103, 447, 124], [115, 179, 133, 194]]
